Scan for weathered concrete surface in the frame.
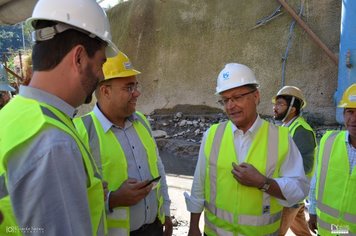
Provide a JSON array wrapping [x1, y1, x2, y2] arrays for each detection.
[[101, 0, 341, 125], [0, 0, 37, 25]]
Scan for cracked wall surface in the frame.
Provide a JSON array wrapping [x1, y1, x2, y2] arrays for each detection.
[[79, 0, 341, 125]]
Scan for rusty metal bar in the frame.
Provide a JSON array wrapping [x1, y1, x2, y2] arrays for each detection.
[[277, 0, 338, 65], [4, 65, 22, 81]]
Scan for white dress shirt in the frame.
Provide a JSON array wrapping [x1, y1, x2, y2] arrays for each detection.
[[185, 116, 310, 213]]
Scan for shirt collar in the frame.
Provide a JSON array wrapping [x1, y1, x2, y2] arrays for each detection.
[[283, 116, 298, 127], [93, 103, 138, 132], [19, 85, 77, 118], [231, 115, 263, 136]]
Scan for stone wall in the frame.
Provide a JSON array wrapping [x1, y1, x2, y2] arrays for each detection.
[[79, 0, 341, 125]]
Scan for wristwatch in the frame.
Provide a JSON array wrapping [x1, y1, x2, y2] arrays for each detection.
[[259, 178, 271, 192]]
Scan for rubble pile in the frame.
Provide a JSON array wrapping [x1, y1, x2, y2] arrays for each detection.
[[148, 109, 340, 160]]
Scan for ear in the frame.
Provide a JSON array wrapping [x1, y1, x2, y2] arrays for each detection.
[[72, 45, 86, 73], [255, 90, 261, 105], [99, 83, 111, 98], [290, 106, 297, 114]]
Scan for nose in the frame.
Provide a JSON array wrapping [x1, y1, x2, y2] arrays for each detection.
[[225, 98, 236, 109], [132, 89, 141, 97]]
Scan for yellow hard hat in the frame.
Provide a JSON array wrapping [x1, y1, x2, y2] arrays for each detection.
[[272, 85, 306, 108], [338, 84, 356, 108], [103, 51, 141, 81]]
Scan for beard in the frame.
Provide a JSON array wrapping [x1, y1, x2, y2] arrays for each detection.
[[81, 64, 99, 105], [274, 110, 288, 121], [84, 93, 93, 104]]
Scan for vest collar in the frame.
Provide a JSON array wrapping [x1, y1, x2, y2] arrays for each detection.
[[93, 104, 138, 132], [19, 85, 77, 118]]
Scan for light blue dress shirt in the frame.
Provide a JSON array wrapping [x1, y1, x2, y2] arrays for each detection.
[[93, 105, 171, 231]]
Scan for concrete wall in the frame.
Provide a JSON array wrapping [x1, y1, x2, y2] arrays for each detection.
[[81, 0, 341, 125]]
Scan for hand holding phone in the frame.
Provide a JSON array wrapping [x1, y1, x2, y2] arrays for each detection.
[[143, 176, 161, 188]]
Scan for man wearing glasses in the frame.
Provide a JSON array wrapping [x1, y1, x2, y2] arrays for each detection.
[[74, 51, 172, 236], [272, 86, 316, 236], [185, 63, 309, 236]]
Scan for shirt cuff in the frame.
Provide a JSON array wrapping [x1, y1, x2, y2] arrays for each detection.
[[184, 192, 204, 213], [164, 201, 171, 216]]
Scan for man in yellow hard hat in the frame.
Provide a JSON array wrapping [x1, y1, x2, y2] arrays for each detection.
[[272, 86, 317, 236], [0, 0, 118, 235], [185, 63, 309, 236], [74, 51, 173, 236], [308, 83, 356, 235]]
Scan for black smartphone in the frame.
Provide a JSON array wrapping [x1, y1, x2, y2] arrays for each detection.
[[143, 176, 161, 187]]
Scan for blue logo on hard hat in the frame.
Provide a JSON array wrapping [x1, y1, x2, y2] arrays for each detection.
[[223, 72, 230, 80], [124, 62, 133, 70]]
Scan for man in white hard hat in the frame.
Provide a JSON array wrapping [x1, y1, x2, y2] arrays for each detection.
[[0, 0, 118, 235], [0, 64, 16, 110], [185, 63, 309, 236], [272, 86, 316, 236], [308, 84, 356, 235], [74, 51, 173, 236]]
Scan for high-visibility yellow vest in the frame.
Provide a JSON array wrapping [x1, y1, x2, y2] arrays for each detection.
[[203, 120, 289, 236], [288, 116, 317, 178], [316, 131, 356, 235], [0, 96, 105, 236], [74, 111, 164, 236]]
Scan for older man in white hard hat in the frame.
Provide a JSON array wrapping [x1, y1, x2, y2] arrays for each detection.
[[272, 86, 316, 236], [308, 83, 356, 235], [185, 63, 309, 236], [0, 0, 118, 235]]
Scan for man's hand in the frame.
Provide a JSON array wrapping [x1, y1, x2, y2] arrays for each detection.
[[231, 162, 265, 188], [163, 216, 173, 236], [308, 214, 318, 234], [109, 178, 153, 208]]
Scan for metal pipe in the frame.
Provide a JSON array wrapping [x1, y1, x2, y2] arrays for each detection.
[[276, 0, 338, 65]]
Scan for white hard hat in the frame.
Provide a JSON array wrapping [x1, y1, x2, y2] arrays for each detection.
[[0, 64, 15, 92], [26, 0, 119, 57], [216, 63, 259, 94]]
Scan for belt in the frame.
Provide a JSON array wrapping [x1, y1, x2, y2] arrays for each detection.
[[130, 217, 160, 234]]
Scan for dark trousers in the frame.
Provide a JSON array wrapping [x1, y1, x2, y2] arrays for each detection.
[[130, 218, 163, 236]]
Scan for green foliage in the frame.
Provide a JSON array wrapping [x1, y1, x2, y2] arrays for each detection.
[[0, 22, 32, 56], [0, 22, 32, 84]]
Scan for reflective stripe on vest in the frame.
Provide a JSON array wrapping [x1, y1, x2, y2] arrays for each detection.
[[203, 120, 287, 235], [0, 174, 7, 199], [316, 131, 356, 235], [74, 111, 164, 236], [289, 116, 317, 178], [40, 105, 105, 236]]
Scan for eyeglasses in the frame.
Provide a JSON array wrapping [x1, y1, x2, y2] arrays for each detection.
[[273, 102, 288, 108], [122, 83, 141, 94], [218, 89, 256, 106]]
